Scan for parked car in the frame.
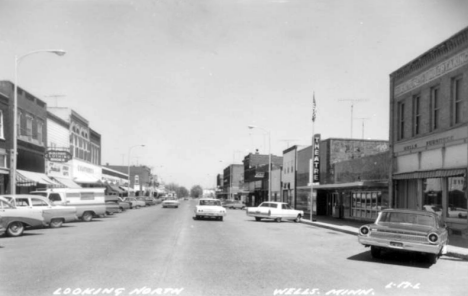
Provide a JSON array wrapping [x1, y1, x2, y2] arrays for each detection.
[[118, 199, 131, 212], [105, 196, 122, 215], [358, 208, 448, 264], [143, 197, 157, 206], [225, 200, 245, 210], [0, 196, 46, 237], [2, 194, 78, 228], [162, 197, 180, 208], [136, 197, 148, 207], [246, 202, 303, 222], [124, 197, 145, 209], [30, 188, 106, 222], [194, 198, 226, 221]]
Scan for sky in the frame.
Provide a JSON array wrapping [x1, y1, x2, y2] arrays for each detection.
[[1, 0, 468, 189]]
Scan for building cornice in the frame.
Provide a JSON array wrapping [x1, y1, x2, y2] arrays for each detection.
[[391, 26, 468, 81]]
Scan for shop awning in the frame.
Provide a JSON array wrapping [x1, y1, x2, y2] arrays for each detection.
[[53, 177, 82, 189], [16, 170, 61, 187], [393, 168, 466, 180], [299, 181, 388, 190], [107, 183, 124, 194], [119, 186, 135, 192], [73, 175, 102, 184]]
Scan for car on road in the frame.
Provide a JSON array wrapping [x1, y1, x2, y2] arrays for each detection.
[[3, 194, 78, 228], [358, 208, 448, 264], [194, 198, 226, 221], [0, 196, 47, 237], [143, 197, 158, 206], [105, 196, 124, 215], [246, 202, 303, 222], [224, 200, 246, 210], [162, 197, 180, 208], [125, 197, 145, 209]]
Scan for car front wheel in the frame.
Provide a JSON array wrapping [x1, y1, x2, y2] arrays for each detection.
[[50, 219, 63, 228], [295, 214, 302, 223], [7, 222, 24, 237], [82, 211, 93, 222], [428, 253, 438, 264], [255, 217, 261, 221]]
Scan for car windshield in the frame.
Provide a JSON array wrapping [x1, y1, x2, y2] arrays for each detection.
[[200, 200, 221, 206], [378, 212, 436, 227]]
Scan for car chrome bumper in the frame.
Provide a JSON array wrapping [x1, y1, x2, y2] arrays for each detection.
[[358, 236, 443, 254]]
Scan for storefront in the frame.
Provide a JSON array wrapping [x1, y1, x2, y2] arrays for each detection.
[[45, 160, 81, 188], [70, 159, 103, 188]]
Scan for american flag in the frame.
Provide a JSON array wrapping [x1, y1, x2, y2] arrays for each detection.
[[312, 92, 316, 122]]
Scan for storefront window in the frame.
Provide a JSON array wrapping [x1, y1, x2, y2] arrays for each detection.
[[351, 190, 387, 220], [423, 178, 442, 216], [448, 176, 467, 222]]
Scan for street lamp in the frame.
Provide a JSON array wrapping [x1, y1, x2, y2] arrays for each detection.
[[127, 144, 145, 192], [10, 49, 66, 194], [248, 125, 271, 202]]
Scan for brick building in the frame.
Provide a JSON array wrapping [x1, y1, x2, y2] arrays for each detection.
[[389, 26, 468, 235], [243, 150, 283, 207], [295, 138, 388, 218]]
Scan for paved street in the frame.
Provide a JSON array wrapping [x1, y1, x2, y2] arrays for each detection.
[[1, 199, 467, 296]]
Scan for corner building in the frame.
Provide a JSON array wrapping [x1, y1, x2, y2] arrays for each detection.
[[389, 27, 468, 236]]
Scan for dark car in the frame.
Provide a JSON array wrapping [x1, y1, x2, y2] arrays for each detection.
[[105, 196, 122, 215], [358, 208, 448, 264]]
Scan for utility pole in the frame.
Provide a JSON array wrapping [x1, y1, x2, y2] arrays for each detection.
[[354, 117, 371, 139], [280, 139, 298, 149], [338, 98, 368, 138]]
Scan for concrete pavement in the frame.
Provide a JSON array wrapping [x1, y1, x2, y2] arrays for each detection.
[[299, 216, 468, 260]]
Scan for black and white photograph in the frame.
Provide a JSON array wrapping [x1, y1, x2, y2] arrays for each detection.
[[1, 0, 468, 295]]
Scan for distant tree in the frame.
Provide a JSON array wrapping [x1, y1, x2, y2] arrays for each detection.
[[190, 185, 203, 198], [178, 186, 189, 197]]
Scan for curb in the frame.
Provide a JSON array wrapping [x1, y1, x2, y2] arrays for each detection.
[[299, 219, 468, 261]]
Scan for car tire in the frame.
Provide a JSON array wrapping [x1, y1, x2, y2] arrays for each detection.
[[118, 207, 124, 213], [428, 253, 438, 264], [370, 246, 381, 259], [295, 214, 302, 223], [82, 211, 93, 222], [50, 219, 63, 228], [7, 222, 25, 237], [255, 217, 261, 221], [220, 217, 223, 221], [275, 217, 282, 223]]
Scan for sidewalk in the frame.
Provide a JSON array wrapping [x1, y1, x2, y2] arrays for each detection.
[[299, 215, 468, 260]]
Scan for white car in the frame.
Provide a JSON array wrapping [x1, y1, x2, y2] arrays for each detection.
[[246, 202, 303, 222], [162, 198, 180, 208], [194, 198, 226, 221], [3, 194, 78, 228]]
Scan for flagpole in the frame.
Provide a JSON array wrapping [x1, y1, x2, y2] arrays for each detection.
[[310, 93, 316, 222]]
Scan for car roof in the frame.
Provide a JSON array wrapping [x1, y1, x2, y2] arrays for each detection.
[[381, 208, 438, 216], [0, 194, 47, 199]]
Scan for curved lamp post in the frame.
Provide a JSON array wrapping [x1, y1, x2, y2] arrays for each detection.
[[127, 144, 145, 193], [248, 125, 271, 202], [10, 49, 66, 194]]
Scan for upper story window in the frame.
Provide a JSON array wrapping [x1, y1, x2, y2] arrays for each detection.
[[452, 76, 464, 125], [26, 115, 33, 137], [37, 119, 44, 145], [0, 110, 4, 140], [412, 95, 420, 136], [397, 101, 405, 140], [430, 86, 440, 131]]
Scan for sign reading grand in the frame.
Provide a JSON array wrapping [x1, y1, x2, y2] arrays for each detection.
[[44, 150, 72, 163]]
